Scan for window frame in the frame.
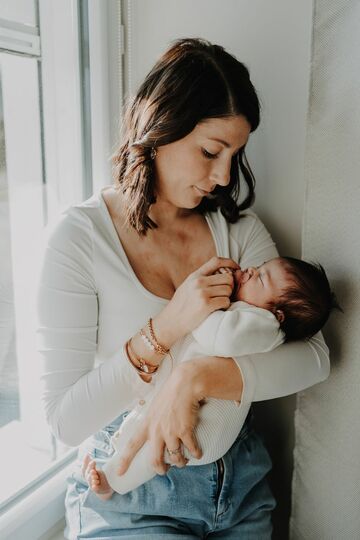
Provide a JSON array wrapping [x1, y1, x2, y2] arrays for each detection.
[[0, 1, 124, 537]]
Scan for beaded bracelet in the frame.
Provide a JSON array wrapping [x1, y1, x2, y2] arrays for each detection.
[[140, 328, 156, 352]]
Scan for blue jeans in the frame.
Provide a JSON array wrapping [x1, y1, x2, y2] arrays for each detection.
[[65, 408, 275, 539]]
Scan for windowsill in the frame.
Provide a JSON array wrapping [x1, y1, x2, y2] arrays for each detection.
[[0, 420, 51, 508], [0, 420, 73, 510], [42, 519, 66, 540], [0, 458, 74, 540], [0, 421, 75, 540]]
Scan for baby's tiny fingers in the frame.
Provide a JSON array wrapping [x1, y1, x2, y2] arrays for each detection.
[[218, 267, 234, 274], [81, 453, 91, 478]]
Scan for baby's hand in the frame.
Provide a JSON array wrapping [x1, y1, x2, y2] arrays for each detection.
[[215, 267, 236, 275], [82, 453, 114, 500]]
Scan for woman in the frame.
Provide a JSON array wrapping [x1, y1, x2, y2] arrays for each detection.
[[37, 38, 329, 538]]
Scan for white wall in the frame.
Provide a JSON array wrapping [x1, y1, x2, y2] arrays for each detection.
[[123, 0, 313, 257], [291, 0, 360, 537]]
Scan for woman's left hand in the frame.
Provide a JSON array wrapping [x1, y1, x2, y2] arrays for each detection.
[[117, 363, 204, 476]]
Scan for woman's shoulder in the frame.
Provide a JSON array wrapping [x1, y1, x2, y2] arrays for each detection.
[[44, 186, 114, 243], [45, 202, 93, 245], [41, 190, 108, 261], [207, 206, 277, 266], [207, 206, 265, 241]]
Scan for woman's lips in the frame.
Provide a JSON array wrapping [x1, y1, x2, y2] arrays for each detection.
[[194, 185, 211, 195]]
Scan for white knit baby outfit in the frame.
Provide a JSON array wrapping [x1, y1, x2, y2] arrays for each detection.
[[103, 301, 283, 494]]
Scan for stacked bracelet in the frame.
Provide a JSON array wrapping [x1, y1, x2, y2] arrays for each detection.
[[125, 339, 159, 375], [140, 328, 156, 352], [139, 318, 170, 356], [147, 318, 170, 355]]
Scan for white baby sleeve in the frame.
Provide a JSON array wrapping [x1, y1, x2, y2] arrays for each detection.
[[192, 301, 284, 357]]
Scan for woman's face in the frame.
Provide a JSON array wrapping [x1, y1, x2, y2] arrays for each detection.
[[153, 115, 251, 210]]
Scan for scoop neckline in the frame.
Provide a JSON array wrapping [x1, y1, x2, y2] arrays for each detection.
[[98, 186, 223, 304]]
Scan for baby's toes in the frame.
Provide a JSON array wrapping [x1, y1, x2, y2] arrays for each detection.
[[90, 470, 100, 488]]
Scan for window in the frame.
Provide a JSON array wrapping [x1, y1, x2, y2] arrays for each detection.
[[0, 1, 123, 536]]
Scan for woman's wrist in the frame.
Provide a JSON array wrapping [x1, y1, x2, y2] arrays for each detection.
[[130, 331, 164, 368], [128, 314, 175, 374], [177, 356, 244, 402], [152, 305, 187, 347]]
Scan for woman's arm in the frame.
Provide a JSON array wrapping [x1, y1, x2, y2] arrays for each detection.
[[238, 332, 329, 402], [182, 331, 329, 405], [37, 209, 157, 447], [38, 209, 239, 446], [229, 212, 330, 403], [117, 213, 330, 474]]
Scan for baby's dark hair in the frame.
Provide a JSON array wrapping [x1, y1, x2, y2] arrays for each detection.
[[269, 257, 342, 342]]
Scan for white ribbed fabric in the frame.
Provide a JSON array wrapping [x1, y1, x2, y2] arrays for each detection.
[[290, 2, 360, 538], [104, 311, 283, 494]]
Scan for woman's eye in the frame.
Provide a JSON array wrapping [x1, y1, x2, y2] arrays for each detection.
[[202, 148, 218, 159]]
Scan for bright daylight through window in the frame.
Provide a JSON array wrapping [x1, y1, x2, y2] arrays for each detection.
[[0, 1, 76, 514]]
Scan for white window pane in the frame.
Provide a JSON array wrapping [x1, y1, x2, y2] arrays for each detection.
[[0, 52, 71, 510], [0, 94, 18, 428], [0, 0, 37, 27]]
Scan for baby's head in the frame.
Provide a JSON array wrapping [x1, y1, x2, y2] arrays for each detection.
[[232, 256, 340, 341]]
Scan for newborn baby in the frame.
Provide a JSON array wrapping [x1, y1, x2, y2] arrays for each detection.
[[84, 256, 335, 498]]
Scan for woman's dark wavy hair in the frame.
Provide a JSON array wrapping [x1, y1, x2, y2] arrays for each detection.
[[112, 37, 260, 235]]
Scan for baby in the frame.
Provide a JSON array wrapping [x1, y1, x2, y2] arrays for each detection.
[[84, 256, 337, 498]]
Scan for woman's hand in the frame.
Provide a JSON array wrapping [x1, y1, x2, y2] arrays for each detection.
[[154, 256, 240, 346], [117, 355, 244, 476], [117, 362, 205, 477]]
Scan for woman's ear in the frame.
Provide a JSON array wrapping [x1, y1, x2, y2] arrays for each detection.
[[275, 309, 285, 323]]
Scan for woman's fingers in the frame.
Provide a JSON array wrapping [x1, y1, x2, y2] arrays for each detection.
[[206, 284, 233, 298], [117, 429, 147, 476], [193, 256, 239, 277], [181, 430, 202, 460], [201, 272, 234, 287], [151, 437, 169, 475], [164, 438, 188, 469]]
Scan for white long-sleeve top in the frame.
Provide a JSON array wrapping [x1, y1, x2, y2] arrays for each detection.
[[36, 186, 330, 447]]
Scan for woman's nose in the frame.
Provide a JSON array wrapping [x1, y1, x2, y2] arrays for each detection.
[[210, 160, 231, 187]]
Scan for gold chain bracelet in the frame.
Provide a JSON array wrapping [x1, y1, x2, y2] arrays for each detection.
[[147, 318, 170, 355]]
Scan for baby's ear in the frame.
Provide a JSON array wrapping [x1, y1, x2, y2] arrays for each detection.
[[275, 309, 285, 323]]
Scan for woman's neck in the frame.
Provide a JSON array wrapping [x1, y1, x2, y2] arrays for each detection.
[[148, 200, 194, 229]]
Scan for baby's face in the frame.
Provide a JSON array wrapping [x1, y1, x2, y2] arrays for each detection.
[[232, 257, 290, 309]]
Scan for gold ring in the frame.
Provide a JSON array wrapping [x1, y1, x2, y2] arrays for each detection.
[[167, 445, 182, 456]]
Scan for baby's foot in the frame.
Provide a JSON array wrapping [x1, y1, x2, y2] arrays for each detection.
[[83, 454, 114, 501]]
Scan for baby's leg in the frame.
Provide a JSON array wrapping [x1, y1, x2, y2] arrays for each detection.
[[186, 397, 249, 466], [103, 402, 188, 494], [82, 453, 114, 500]]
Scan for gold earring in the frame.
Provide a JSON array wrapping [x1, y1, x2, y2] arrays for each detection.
[[150, 147, 157, 159]]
